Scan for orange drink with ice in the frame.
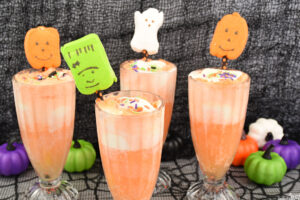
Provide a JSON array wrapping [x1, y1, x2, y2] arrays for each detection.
[[95, 91, 165, 200], [13, 68, 78, 199], [187, 68, 250, 199], [120, 59, 176, 142], [13, 68, 75, 181], [189, 68, 250, 179]]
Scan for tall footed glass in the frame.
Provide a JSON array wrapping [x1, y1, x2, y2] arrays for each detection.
[[12, 68, 78, 200], [95, 91, 165, 200], [120, 59, 177, 192], [120, 59, 176, 142], [187, 68, 250, 199]]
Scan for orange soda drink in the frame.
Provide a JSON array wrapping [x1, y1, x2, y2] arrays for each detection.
[[95, 91, 165, 200], [12, 68, 75, 181], [188, 68, 250, 180], [120, 59, 176, 142]]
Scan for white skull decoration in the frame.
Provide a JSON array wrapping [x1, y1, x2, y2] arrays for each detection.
[[130, 8, 164, 55]]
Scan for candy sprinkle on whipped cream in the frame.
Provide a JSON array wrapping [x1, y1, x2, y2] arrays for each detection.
[[96, 95, 162, 115], [130, 60, 166, 72], [189, 68, 243, 82], [117, 97, 156, 113], [14, 68, 73, 85]]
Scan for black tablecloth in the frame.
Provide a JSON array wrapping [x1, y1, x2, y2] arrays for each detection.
[[1, 158, 300, 200]]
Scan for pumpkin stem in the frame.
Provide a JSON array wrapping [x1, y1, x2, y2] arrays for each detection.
[[6, 138, 16, 151], [279, 135, 289, 145], [262, 144, 274, 160], [73, 140, 81, 149], [265, 132, 273, 141], [241, 130, 247, 140]]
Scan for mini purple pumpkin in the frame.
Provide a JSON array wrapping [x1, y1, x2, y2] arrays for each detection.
[[0, 139, 30, 176], [263, 136, 300, 169]]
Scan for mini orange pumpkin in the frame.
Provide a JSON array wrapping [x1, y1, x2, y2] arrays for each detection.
[[232, 132, 258, 166], [24, 26, 61, 69], [210, 12, 248, 60]]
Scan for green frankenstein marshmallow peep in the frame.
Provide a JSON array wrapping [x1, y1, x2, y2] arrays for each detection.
[[61, 34, 117, 95]]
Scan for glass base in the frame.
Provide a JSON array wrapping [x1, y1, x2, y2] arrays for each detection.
[[153, 170, 172, 194], [24, 177, 79, 200], [186, 178, 239, 200]]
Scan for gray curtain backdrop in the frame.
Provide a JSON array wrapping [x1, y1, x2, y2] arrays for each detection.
[[0, 1, 299, 154]]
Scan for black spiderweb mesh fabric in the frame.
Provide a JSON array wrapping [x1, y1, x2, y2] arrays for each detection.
[[1, 159, 300, 199], [0, 1, 299, 155]]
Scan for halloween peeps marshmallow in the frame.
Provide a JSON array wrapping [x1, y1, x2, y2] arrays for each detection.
[[130, 8, 164, 55], [61, 34, 117, 95], [24, 26, 61, 69], [210, 12, 248, 60]]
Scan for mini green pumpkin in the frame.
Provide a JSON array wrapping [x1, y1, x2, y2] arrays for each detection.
[[244, 145, 287, 186], [64, 139, 96, 173]]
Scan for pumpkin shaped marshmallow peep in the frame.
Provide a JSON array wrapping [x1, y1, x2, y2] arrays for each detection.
[[210, 12, 248, 60], [24, 26, 61, 69]]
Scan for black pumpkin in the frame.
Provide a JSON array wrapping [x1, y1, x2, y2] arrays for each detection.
[[162, 135, 184, 161]]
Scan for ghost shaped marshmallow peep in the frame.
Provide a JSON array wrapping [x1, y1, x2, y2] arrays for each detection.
[[130, 8, 164, 55]]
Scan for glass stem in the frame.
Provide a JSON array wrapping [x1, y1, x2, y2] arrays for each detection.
[[39, 176, 61, 189], [203, 177, 226, 192]]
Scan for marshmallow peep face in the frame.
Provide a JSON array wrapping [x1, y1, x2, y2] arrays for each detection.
[[210, 12, 248, 60], [24, 26, 61, 69], [130, 8, 164, 55]]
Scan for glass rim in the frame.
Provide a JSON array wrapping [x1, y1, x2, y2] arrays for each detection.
[[12, 68, 75, 86], [120, 59, 177, 74], [188, 68, 250, 86], [95, 90, 165, 118]]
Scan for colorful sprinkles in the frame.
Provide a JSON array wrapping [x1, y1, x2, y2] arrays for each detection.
[[24, 69, 70, 83], [130, 60, 165, 72], [117, 97, 156, 113], [37, 75, 43, 80], [16, 68, 73, 85], [192, 68, 242, 82], [34, 70, 67, 81], [219, 72, 237, 80]]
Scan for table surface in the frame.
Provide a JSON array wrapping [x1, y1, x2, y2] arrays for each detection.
[[1, 158, 300, 200]]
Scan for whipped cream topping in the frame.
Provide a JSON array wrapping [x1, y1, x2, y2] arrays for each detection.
[[14, 68, 73, 85], [189, 68, 242, 82], [96, 95, 161, 115], [118, 97, 156, 113], [130, 60, 166, 72]]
